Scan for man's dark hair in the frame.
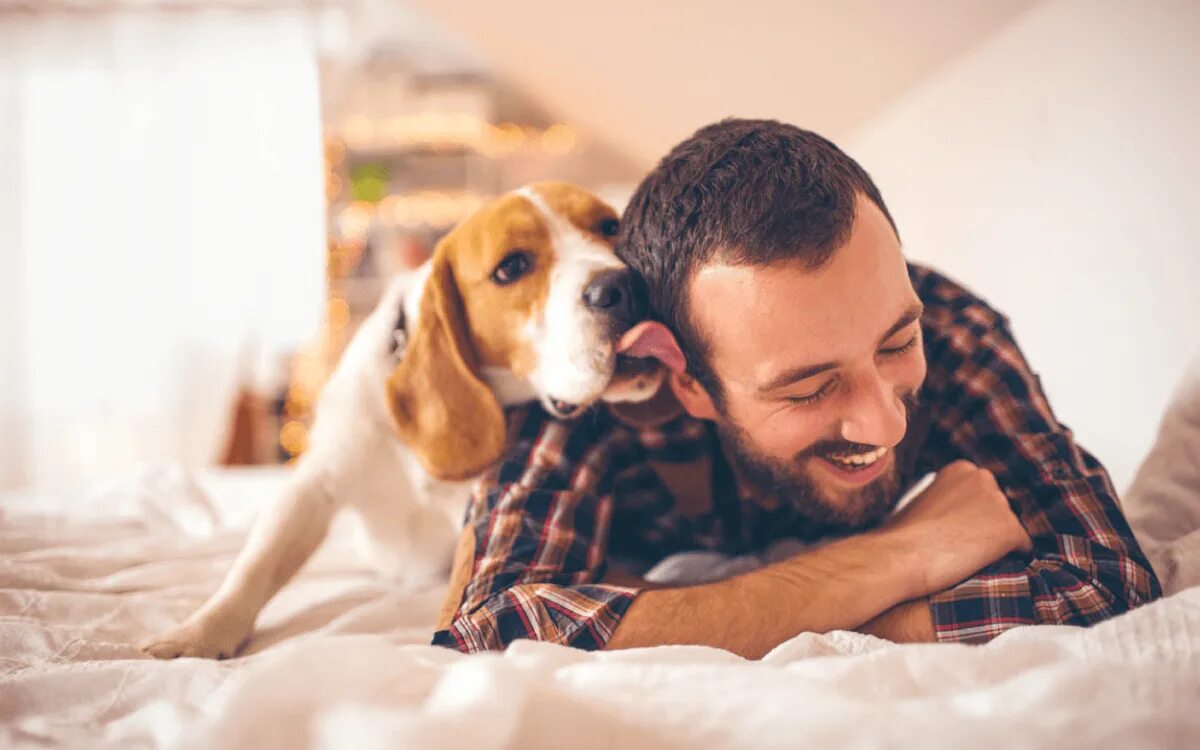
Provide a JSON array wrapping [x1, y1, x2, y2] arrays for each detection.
[[617, 118, 898, 402]]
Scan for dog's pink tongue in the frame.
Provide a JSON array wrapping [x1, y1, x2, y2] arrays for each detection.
[[616, 321, 686, 374]]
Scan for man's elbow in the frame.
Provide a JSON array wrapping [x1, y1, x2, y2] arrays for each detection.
[[1030, 553, 1162, 626], [1095, 548, 1163, 617], [1114, 555, 1163, 612]]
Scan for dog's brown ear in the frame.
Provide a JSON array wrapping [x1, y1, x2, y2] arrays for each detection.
[[387, 252, 507, 481]]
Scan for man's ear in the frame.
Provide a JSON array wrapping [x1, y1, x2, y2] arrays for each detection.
[[386, 248, 507, 481], [668, 370, 719, 421], [616, 318, 720, 421], [607, 374, 683, 430]]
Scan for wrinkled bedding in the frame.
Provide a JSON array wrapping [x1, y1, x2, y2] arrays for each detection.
[[2, 357, 1198, 749]]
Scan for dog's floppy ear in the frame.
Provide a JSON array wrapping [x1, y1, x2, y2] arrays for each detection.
[[387, 251, 507, 481]]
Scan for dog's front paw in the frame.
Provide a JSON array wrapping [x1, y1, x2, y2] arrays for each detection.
[[140, 614, 250, 660]]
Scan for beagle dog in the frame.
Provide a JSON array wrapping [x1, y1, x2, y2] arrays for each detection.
[[142, 182, 664, 659]]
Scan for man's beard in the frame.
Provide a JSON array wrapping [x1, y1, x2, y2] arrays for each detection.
[[718, 391, 920, 531]]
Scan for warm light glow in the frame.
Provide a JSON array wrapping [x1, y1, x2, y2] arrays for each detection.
[[279, 420, 308, 456], [327, 297, 350, 330], [325, 136, 345, 167], [337, 202, 373, 240], [329, 238, 364, 277], [284, 385, 309, 416], [332, 115, 579, 158], [339, 112, 494, 150], [338, 190, 487, 230], [489, 122, 527, 156], [343, 116, 374, 147], [542, 124, 577, 155]]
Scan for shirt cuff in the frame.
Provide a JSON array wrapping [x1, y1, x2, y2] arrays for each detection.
[[432, 582, 641, 653], [928, 561, 1036, 644]]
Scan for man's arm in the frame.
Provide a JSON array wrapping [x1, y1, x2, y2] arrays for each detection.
[[607, 530, 923, 658], [608, 461, 1028, 657]]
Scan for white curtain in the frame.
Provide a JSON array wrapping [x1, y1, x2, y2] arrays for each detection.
[[0, 5, 326, 492]]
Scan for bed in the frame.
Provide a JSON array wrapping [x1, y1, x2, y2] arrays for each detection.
[[3, 357, 1199, 749]]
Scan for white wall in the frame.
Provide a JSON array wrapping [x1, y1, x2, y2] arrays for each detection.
[[845, 0, 1200, 491], [408, 0, 1039, 167]]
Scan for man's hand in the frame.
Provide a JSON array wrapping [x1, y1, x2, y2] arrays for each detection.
[[886, 460, 1032, 595]]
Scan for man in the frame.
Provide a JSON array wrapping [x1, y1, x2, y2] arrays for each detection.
[[432, 119, 1160, 658]]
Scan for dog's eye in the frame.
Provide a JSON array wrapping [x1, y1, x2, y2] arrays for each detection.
[[597, 218, 620, 238], [491, 251, 532, 285]]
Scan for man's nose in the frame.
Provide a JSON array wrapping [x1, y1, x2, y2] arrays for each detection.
[[839, 371, 907, 448], [583, 268, 646, 327]]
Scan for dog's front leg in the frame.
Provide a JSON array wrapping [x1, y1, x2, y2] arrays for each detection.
[[141, 469, 339, 659]]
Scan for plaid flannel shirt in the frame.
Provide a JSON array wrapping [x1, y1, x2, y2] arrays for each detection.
[[432, 263, 1161, 652]]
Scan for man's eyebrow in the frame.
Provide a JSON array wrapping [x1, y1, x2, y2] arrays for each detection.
[[877, 302, 925, 348], [756, 302, 926, 393]]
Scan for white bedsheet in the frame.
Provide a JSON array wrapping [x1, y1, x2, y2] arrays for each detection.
[[2, 355, 1199, 749]]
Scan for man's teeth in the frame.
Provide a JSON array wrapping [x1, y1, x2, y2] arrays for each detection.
[[826, 447, 888, 467]]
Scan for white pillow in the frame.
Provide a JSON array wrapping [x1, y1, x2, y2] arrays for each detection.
[[1123, 351, 1200, 596]]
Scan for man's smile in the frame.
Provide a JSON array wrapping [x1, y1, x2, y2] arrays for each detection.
[[814, 447, 892, 486]]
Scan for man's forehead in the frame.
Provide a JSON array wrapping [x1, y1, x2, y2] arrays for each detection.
[[689, 260, 853, 357], [688, 213, 912, 387]]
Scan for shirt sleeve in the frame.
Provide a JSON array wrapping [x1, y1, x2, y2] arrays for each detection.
[[917, 297, 1162, 643], [431, 409, 640, 653]]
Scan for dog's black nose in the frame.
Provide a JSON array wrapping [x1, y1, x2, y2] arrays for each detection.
[[583, 269, 644, 325]]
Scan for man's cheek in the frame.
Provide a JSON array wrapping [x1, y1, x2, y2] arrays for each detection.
[[767, 418, 831, 463]]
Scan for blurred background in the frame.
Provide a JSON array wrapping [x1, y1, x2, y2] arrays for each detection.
[[0, 0, 1196, 496]]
